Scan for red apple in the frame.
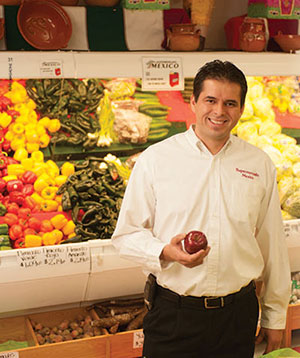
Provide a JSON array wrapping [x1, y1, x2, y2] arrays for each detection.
[[184, 230, 207, 254]]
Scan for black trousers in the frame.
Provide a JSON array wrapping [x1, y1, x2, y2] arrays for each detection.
[[142, 284, 259, 358]]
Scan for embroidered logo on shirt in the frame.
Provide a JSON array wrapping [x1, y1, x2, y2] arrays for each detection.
[[236, 168, 259, 180]]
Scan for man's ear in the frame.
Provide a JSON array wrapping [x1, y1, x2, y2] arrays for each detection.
[[190, 94, 196, 113]]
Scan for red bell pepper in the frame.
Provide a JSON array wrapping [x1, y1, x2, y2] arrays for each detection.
[[9, 224, 23, 240], [0, 95, 12, 110], [14, 237, 25, 249], [0, 154, 7, 169], [18, 207, 31, 220], [9, 191, 25, 206], [6, 157, 18, 165], [22, 184, 34, 196], [0, 178, 6, 192], [27, 217, 41, 232], [23, 196, 38, 211], [6, 202, 19, 215], [6, 180, 23, 192], [21, 171, 37, 185], [3, 212, 18, 226]]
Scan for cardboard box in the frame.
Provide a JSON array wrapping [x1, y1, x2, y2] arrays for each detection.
[[248, 0, 300, 19]]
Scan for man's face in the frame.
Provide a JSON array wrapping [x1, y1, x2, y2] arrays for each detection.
[[190, 79, 244, 149]]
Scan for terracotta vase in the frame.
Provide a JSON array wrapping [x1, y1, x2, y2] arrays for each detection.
[[167, 23, 203, 51], [239, 17, 266, 52]]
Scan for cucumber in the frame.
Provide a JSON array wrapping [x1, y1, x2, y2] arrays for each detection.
[[147, 128, 170, 142], [150, 119, 172, 129], [0, 224, 9, 235]]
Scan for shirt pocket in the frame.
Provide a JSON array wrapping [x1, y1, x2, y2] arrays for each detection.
[[229, 182, 264, 224]]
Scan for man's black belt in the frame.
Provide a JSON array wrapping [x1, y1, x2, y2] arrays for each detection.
[[156, 280, 255, 309]]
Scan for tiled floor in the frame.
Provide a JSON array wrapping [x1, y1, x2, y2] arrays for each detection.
[[254, 329, 300, 357]]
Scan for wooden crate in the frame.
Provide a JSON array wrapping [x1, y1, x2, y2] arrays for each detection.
[[108, 329, 144, 358], [0, 308, 109, 358], [283, 303, 300, 347]]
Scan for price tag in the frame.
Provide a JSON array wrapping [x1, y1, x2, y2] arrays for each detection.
[[8, 57, 13, 80], [40, 60, 63, 77], [0, 352, 19, 358], [16, 248, 44, 269], [43, 246, 67, 266], [66, 246, 89, 264], [142, 57, 184, 91], [284, 220, 300, 238], [133, 330, 144, 349]]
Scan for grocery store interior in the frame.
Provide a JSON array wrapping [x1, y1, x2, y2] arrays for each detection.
[[0, 0, 300, 357]]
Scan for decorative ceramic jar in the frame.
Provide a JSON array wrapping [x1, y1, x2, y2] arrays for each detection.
[[239, 17, 266, 52], [166, 23, 203, 51]]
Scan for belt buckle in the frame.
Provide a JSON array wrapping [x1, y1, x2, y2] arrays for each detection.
[[204, 297, 224, 309]]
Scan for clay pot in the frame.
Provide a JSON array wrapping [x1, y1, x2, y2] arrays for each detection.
[[167, 24, 203, 51], [84, 0, 120, 6], [55, 0, 79, 4], [0, 0, 21, 4], [274, 32, 300, 53], [17, 0, 72, 50], [239, 17, 266, 52]]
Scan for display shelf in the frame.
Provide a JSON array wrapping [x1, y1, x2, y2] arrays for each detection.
[[0, 51, 299, 79]]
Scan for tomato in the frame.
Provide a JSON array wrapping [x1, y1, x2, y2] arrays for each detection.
[[40, 219, 54, 232], [27, 217, 41, 232]]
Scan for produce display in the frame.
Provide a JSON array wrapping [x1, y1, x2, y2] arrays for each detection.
[[31, 314, 105, 344], [233, 76, 300, 220], [0, 77, 182, 249], [90, 297, 147, 334], [0, 75, 300, 250]]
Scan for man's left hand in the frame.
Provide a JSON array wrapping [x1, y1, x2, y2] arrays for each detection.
[[255, 327, 284, 354]]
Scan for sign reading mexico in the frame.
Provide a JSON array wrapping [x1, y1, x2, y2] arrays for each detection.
[[142, 57, 184, 91]]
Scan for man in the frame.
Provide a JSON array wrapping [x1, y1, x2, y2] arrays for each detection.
[[112, 60, 290, 358]]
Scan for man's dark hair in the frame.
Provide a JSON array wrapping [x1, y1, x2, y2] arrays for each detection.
[[193, 60, 248, 107]]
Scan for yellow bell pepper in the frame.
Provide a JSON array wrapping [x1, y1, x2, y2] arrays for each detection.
[[61, 162, 75, 177], [10, 138, 25, 152], [13, 147, 28, 162], [62, 220, 76, 236], [38, 117, 51, 128], [21, 158, 34, 171], [55, 175, 67, 187], [2, 175, 18, 182], [36, 123, 47, 136], [42, 232, 57, 246], [68, 232, 76, 239], [47, 119, 61, 133], [26, 142, 40, 153], [31, 192, 43, 207], [55, 195, 62, 203], [0, 112, 12, 128], [31, 151, 44, 163], [39, 134, 50, 148], [25, 130, 39, 143], [50, 214, 68, 230], [4, 130, 14, 142], [7, 164, 25, 177], [38, 173, 56, 186], [41, 186, 58, 200], [12, 123, 25, 135], [41, 199, 59, 212], [25, 235, 42, 248], [31, 162, 47, 176], [51, 229, 63, 243], [46, 160, 60, 177], [33, 177, 49, 193], [26, 98, 36, 110]]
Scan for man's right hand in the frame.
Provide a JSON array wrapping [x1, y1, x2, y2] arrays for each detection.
[[159, 233, 210, 268]]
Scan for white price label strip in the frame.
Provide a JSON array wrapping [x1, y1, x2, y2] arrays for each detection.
[[133, 330, 144, 349], [16, 248, 44, 269], [66, 246, 89, 264], [0, 352, 19, 358]]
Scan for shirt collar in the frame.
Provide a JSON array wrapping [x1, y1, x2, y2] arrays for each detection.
[[185, 124, 234, 155]]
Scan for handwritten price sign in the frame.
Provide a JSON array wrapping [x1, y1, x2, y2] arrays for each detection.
[[133, 330, 144, 349]]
